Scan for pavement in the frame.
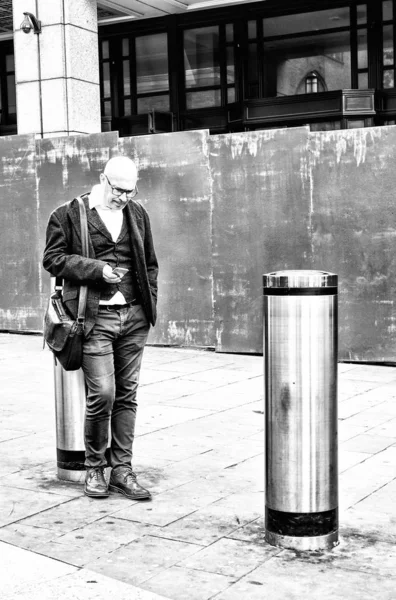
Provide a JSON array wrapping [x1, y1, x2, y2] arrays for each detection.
[[0, 333, 395, 600]]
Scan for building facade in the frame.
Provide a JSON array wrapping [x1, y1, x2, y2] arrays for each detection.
[[2, 0, 396, 137]]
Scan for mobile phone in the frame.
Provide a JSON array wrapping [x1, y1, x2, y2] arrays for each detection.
[[112, 267, 128, 278]]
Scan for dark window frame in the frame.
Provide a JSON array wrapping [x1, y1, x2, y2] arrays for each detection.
[[99, 39, 112, 118], [129, 32, 170, 115], [381, 0, 396, 89], [180, 21, 237, 112], [256, 5, 366, 99], [0, 40, 16, 127], [99, 22, 171, 120]]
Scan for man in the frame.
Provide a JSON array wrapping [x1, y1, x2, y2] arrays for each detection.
[[43, 156, 158, 500]]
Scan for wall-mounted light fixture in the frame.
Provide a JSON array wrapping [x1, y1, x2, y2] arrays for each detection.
[[20, 12, 42, 35]]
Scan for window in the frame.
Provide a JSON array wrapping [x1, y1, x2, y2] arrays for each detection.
[[263, 9, 352, 98], [184, 26, 221, 109], [247, 20, 260, 98], [122, 33, 169, 115], [100, 40, 112, 117], [135, 33, 169, 114], [225, 24, 236, 104], [100, 33, 170, 120], [5, 54, 16, 118], [0, 43, 16, 128], [306, 73, 318, 94], [304, 71, 326, 94], [183, 24, 236, 110], [382, 1, 395, 88], [357, 5, 368, 89]]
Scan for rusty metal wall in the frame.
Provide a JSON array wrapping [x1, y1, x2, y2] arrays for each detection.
[[210, 125, 396, 361], [0, 134, 39, 330], [308, 127, 396, 361], [210, 127, 313, 354], [119, 131, 215, 347]]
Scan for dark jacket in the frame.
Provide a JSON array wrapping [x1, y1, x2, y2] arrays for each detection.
[[43, 194, 158, 336]]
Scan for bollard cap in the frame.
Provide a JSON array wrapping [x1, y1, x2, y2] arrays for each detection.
[[263, 270, 337, 290]]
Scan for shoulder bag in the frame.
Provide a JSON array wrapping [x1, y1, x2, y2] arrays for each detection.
[[43, 196, 89, 371]]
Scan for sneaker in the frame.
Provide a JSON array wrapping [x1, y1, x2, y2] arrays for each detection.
[[109, 467, 151, 500], [84, 466, 109, 498]]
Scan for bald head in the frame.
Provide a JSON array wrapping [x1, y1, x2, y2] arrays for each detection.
[[104, 156, 138, 182]]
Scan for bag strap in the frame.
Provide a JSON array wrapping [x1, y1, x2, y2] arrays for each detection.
[[76, 196, 89, 323]]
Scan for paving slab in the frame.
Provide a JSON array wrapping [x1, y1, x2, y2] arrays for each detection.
[[85, 535, 203, 586], [136, 404, 215, 434], [341, 366, 396, 382], [226, 516, 265, 546], [213, 555, 396, 600], [365, 417, 396, 437], [0, 521, 64, 551], [178, 537, 277, 577], [4, 555, 167, 600], [341, 407, 396, 429], [140, 566, 237, 600], [160, 385, 260, 411], [0, 429, 32, 443], [338, 362, 360, 372], [134, 434, 219, 462], [204, 454, 264, 494], [177, 368, 257, 385], [0, 485, 72, 528], [338, 421, 370, 441], [113, 478, 227, 527], [153, 493, 264, 546], [338, 392, 386, 419], [339, 447, 396, 509], [345, 476, 396, 520], [341, 433, 396, 454], [156, 438, 263, 483], [342, 506, 396, 545], [142, 378, 224, 399], [337, 449, 368, 473], [281, 529, 396, 578], [15, 494, 130, 534], [29, 517, 159, 567], [0, 462, 82, 497], [1, 541, 77, 597]]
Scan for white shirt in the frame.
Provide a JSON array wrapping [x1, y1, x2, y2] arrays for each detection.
[[89, 185, 127, 305]]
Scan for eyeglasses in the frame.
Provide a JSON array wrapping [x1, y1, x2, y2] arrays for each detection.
[[104, 174, 138, 199]]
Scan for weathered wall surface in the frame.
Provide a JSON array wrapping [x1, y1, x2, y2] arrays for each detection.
[[0, 125, 396, 361], [308, 127, 396, 361], [0, 135, 39, 330], [119, 131, 214, 347], [210, 127, 312, 354], [211, 125, 396, 361]]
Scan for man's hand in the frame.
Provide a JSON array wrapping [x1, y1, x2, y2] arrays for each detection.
[[103, 264, 121, 283]]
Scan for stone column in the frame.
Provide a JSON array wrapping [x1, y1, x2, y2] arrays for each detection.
[[13, 0, 101, 137]]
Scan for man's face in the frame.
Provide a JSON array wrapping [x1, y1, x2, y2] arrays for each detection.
[[100, 171, 138, 210]]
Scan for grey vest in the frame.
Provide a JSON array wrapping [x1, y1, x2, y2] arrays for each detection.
[[89, 208, 139, 302]]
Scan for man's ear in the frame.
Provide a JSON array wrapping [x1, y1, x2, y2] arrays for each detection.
[[99, 173, 106, 185]]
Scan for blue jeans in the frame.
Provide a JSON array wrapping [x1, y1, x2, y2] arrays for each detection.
[[82, 304, 149, 469]]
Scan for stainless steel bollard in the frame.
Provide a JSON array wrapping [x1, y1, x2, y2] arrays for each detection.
[[263, 270, 338, 551], [54, 363, 87, 482], [54, 362, 112, 482]]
